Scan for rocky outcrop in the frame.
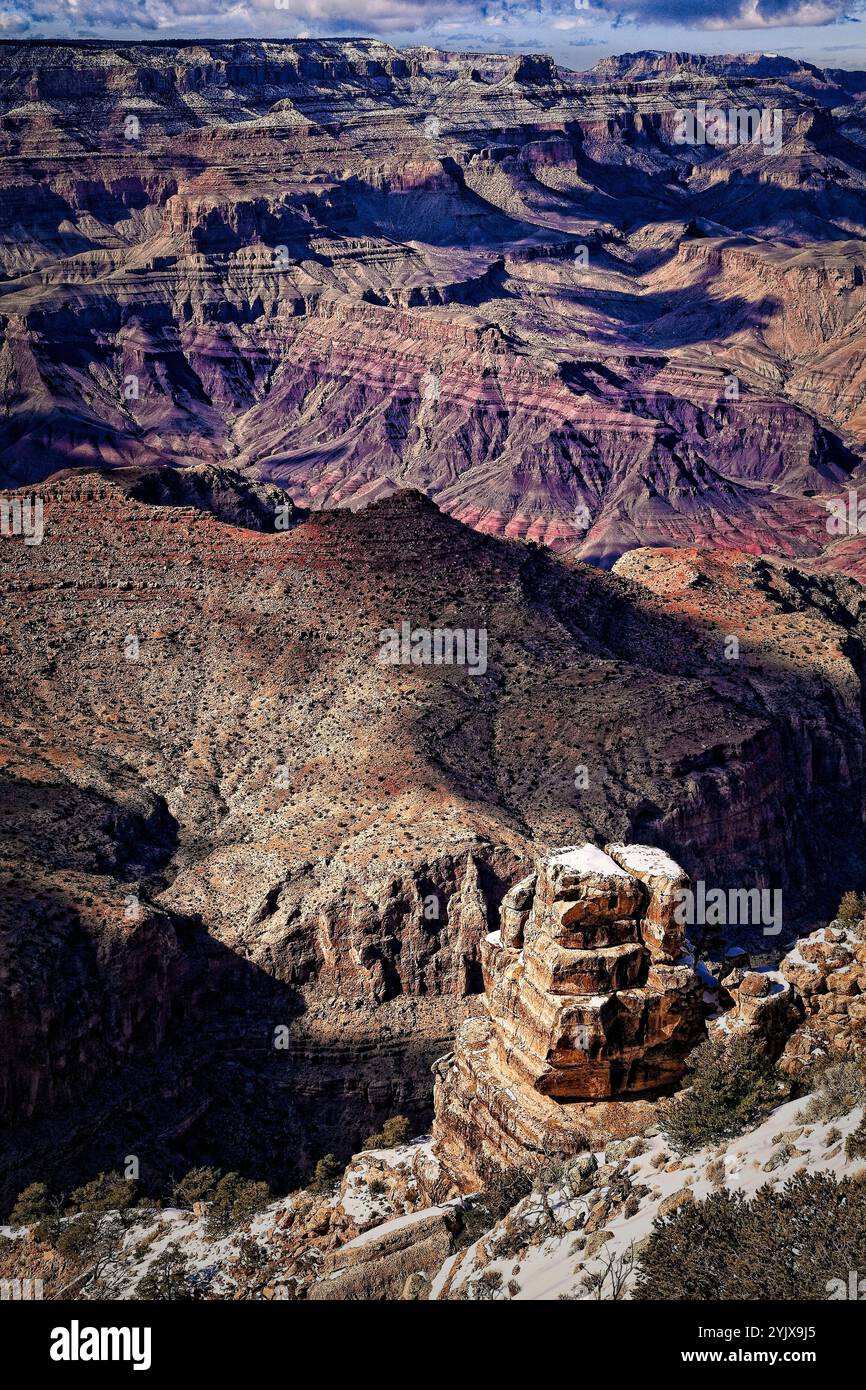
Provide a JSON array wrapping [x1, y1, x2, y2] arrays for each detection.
[[432, 843, 703, 1190], [708, 969, 802, 1055], [308, 1205, 461, 1301], [778, 921, 866, 1074]]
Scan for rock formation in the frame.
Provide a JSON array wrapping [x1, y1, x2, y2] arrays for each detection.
[[778, 920, 866, 1074], [5, 470, 866, 1207], [0, 40, 865, 568], [432, 842, 704, 1190], [707, 969, 802, 1055]]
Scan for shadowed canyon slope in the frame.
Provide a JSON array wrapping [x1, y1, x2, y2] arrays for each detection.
[[3, 469, 866, 1202], [2, 40, 866, 564]]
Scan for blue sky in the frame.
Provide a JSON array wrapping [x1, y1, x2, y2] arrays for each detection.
[[2, 1, 865, 71]]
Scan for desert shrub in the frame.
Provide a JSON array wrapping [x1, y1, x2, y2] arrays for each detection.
[[32, 1217, 62, 1246], [235, 1236, 269, 1271], [9, 1182, 51, 1228], [55, 1212, 121, 1271], [581, 1243, 638, 1300], [204, 1174, 270, 1238], [704, 1157, 727, 1186], [67, 1171, 136, 1215], [362, 1115, 411, 1149], [846, 1115, 866, 1162], [307, 1154, 344, 1194], [453, 1169, 533, 1252], [229, 1178, 270, 1229], [135, 1243, 193, 1300], [172, 1167, 221, 1210], [835, 891, 866, 927], [468, 1269, 503, 1300], [662, 1037, 782, 1153], [799, 1057, 866, 1123], [635, 1171, 866, 1300]]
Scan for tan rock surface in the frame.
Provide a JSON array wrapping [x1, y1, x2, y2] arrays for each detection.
[[778, 921, 866, 1073], [433, 841, 703, 1189]]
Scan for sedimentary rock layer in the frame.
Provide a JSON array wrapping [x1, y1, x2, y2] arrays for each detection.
[[432, 842, 703, 1189], [1, 40, 865, 565]]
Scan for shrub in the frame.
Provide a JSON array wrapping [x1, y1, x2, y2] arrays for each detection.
[[10, 1182, 51, 1228], [454, 1169, 533, 1252], [32, 1218, 62, 1246], [468, 1269, 503, 1301], [204, 1174, 271, 1238], [136, 1244, 193, 1300], [846, 1115, 866, 1162], [235, 1236, 269, 1272], [704, 1157, 727, 1186], [172, 1167, 221, 1210], [307, 1155, 344, 1195], [662, 1037, 782, 1153], [362, 1115, 411, 1149], [799, 1058, 866, 1123], [67, 1171, 136, 1215], [229, 1179, 271, 1230], [55, 1212, 120, 1269], [835, 891, 866, 927], [635, 1171, 866, 1300], [580, 1243, 638, 1300]]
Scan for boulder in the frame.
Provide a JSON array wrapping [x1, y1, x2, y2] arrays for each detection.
[[308, 1205, 460, 1301]]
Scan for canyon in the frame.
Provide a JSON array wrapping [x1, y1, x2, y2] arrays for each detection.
[[1, 41, 866, 565], [2, 40, 866, 1302], [3, 465, 866, 1208]]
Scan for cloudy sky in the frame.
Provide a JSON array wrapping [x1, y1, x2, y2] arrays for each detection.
[[2, 0, 865, 69]]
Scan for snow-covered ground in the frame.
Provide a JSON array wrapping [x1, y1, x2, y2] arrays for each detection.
[[430, 1096, 866, 1300]]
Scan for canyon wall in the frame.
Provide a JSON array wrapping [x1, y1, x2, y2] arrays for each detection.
[[4, 472, 866, 1204]]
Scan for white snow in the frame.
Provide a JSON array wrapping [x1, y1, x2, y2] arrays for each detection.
[[339, 1204, 449, 1251], [607, 843, 682, 880], [546, 844, 630, 877], [435, 1096, 866, 1301]]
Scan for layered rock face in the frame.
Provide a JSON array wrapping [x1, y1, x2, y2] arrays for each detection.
[[433, 843, 703, 1189], [5, 470, 866, 1206], [1, 40, 865, 567]]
